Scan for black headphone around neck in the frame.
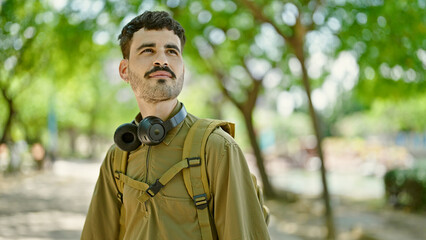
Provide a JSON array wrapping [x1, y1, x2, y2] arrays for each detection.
[[114, 104, 187, 151]]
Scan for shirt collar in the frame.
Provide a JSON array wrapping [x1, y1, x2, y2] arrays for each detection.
[[133, 101, 185, 146]]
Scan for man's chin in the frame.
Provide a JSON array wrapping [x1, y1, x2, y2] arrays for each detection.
[[142, 97, 174, 104]]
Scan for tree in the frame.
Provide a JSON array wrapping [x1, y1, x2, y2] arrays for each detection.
[[233, 0, 337, 237], [0, 0, 47, 144], [0, 0, 135, 160], [170, 1, 278, 198]]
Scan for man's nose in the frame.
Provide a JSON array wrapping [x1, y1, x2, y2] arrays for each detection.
[[153, 52, 168, 66]]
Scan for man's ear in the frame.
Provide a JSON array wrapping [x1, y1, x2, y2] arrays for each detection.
[[119, 59, 129, 82]]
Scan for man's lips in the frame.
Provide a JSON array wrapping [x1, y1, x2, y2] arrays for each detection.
[[149, 71, 172, 78], [144, 66, 176, 79]]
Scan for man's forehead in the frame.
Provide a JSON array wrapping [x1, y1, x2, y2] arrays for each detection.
[[132, 28, 181, 47]]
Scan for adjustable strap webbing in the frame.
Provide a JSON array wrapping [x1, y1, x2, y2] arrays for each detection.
[[182, 119, 230, 240], [182, 119, 235, 199], [182, 120, 211, 198], [112, 147, 128, 240], [114, 157, 201, 204], [113, 148, 128, 202], [115, 172, 150, 191]]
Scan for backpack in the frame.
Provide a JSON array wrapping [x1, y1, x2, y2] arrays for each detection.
[[113, 118, 270, 240]]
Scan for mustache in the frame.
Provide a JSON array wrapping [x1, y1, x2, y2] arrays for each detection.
[[144, 66, 176, 79]]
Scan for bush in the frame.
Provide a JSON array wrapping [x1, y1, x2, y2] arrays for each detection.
[[384, 165, 426, 211]]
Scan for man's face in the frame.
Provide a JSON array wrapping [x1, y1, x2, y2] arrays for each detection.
[[122, 29, 184, 103]]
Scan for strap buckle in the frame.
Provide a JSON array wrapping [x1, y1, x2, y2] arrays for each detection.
[[146, 179, 164, 197], [117, 192, 123, 203], [114, 171, 121, 180], [193, 193, 208, 209], [187, 157, 201, 167]]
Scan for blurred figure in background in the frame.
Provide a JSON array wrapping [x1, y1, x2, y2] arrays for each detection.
[[31, 143, 45, 170]]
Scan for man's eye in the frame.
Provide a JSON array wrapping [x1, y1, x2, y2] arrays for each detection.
[[168, 49, 178, 55], [141, 49, 153, 54]]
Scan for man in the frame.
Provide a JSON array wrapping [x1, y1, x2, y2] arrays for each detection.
[[81, 11, 270, 240]]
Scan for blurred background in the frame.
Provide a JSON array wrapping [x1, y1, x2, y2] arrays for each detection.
[[0, 0, 425, 239]]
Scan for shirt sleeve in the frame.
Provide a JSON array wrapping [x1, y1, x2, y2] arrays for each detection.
[[206, 130, 270, 240], [81, 146, 122, 240]]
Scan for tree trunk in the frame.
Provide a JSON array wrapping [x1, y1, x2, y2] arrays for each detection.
[[296, 47, 336, 239], [68, 128, 77, 156], [242, 110, 276, 198], [88, 114, 97, 159], [0, 98, 15, 144], [205, 60, 277, 198]]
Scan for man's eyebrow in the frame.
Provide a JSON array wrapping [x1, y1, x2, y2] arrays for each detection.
[[137, 43, 155, 51], [165, 44, 181, 53]]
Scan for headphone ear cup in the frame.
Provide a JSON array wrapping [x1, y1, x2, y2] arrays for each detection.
[[114, 123, 141, 151], [138, 117, 166, 146]]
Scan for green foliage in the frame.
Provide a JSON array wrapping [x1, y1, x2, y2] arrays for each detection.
[[0, 0, 136, 147], [335, 0, 426, 100], [384, 164, 426, 211], [336, 93, 426, 136], [1, 0, 425, 158], [15, 76, 53, 142], [372, 96, 426, 132]]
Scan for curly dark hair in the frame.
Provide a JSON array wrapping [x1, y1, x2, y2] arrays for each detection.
[[118, 11, 186, 59]]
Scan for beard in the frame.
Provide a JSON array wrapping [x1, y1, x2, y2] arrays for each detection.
[[127, 67, 184, 104]]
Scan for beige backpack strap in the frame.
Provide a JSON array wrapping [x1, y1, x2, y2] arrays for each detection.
[[182, 119, 235, 240], [113, 147, 128, 202], [135, 157, 202, 204], [111, 146, 129, 240]]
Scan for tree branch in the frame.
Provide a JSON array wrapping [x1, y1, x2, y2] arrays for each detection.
[[241, 62, 262, 114], [238, 0, 291, 43], [307, 0, 324, 31], [205, 58, 244, 111]]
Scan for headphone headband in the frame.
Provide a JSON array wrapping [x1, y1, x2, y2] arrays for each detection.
[[114, 103, 187, 151], [164, 104, 187, 132]]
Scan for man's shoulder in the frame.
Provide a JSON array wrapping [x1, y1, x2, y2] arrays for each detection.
[[182, 114, 238, 149], [107, 144, 123, 156], [103, 144, 124, 165], [204, 123, 241, 167], [206, 124, 237, 150]]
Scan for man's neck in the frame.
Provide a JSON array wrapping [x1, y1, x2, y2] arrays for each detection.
[[136, 98, 178, 121]]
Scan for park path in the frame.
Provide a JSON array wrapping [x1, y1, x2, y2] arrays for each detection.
[[0, 160, 99, 240], [1, 159, 425, 240], [0, 160, 294, 240]]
